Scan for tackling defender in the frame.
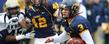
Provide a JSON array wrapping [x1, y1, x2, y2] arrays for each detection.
[[0, 0, 32, 44]]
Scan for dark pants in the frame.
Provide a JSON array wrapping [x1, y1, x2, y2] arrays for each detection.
[[105, 34, 109, 44]]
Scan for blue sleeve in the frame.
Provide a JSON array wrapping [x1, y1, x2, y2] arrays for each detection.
[[70, 18, 90, 33]]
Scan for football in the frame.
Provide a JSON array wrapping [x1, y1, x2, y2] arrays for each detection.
[[66, 37, 85, 44]]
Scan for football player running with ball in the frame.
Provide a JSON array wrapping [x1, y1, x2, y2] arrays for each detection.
[[45, 2, 94, 44]]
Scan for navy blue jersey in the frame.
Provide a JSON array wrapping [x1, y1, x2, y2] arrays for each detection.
[[64, 15, 91, 37], [27, 9, 55, 38]]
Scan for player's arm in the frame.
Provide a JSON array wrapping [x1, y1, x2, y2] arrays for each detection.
[[53, 30, 70, 43], [52, 20, 71, 43], [5, 35, 27, 42], [0, 29, 16, 42], [19, 18, 31, 29], [79, 30, 94, 44], [5, 32, 34, 42], [45, 30, 70, 43], [45, 28, 70, 43], [78, 24, 94, 44], [19, 14, 31, 29]]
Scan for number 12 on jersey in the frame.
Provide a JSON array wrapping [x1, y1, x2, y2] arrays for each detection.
[[32, 16, 48, 28]]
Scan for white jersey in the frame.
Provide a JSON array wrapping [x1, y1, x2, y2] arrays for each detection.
[[0, 12, 8, 31], [0, 12, 25, 35]]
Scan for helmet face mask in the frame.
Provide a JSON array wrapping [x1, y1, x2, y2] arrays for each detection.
[[31, 0, 44, 12], [5, 0, 20, 15], [31, 0, 41, 5], [62, 7, 70, 19], [31, 0, 42, 8], [7, 6, 20, 15], [61, 3, 80, 19]]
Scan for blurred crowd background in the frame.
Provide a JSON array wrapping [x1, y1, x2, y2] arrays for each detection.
[[0, 0, 109, 44]]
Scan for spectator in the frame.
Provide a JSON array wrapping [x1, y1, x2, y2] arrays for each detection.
[[0, 0, 6, 13]]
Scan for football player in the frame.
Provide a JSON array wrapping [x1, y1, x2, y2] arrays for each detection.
[[0, 0, 33, 44], [45, 2, 94, 44], [25, 0, 60, 44], [53, 0, 87, 35]]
